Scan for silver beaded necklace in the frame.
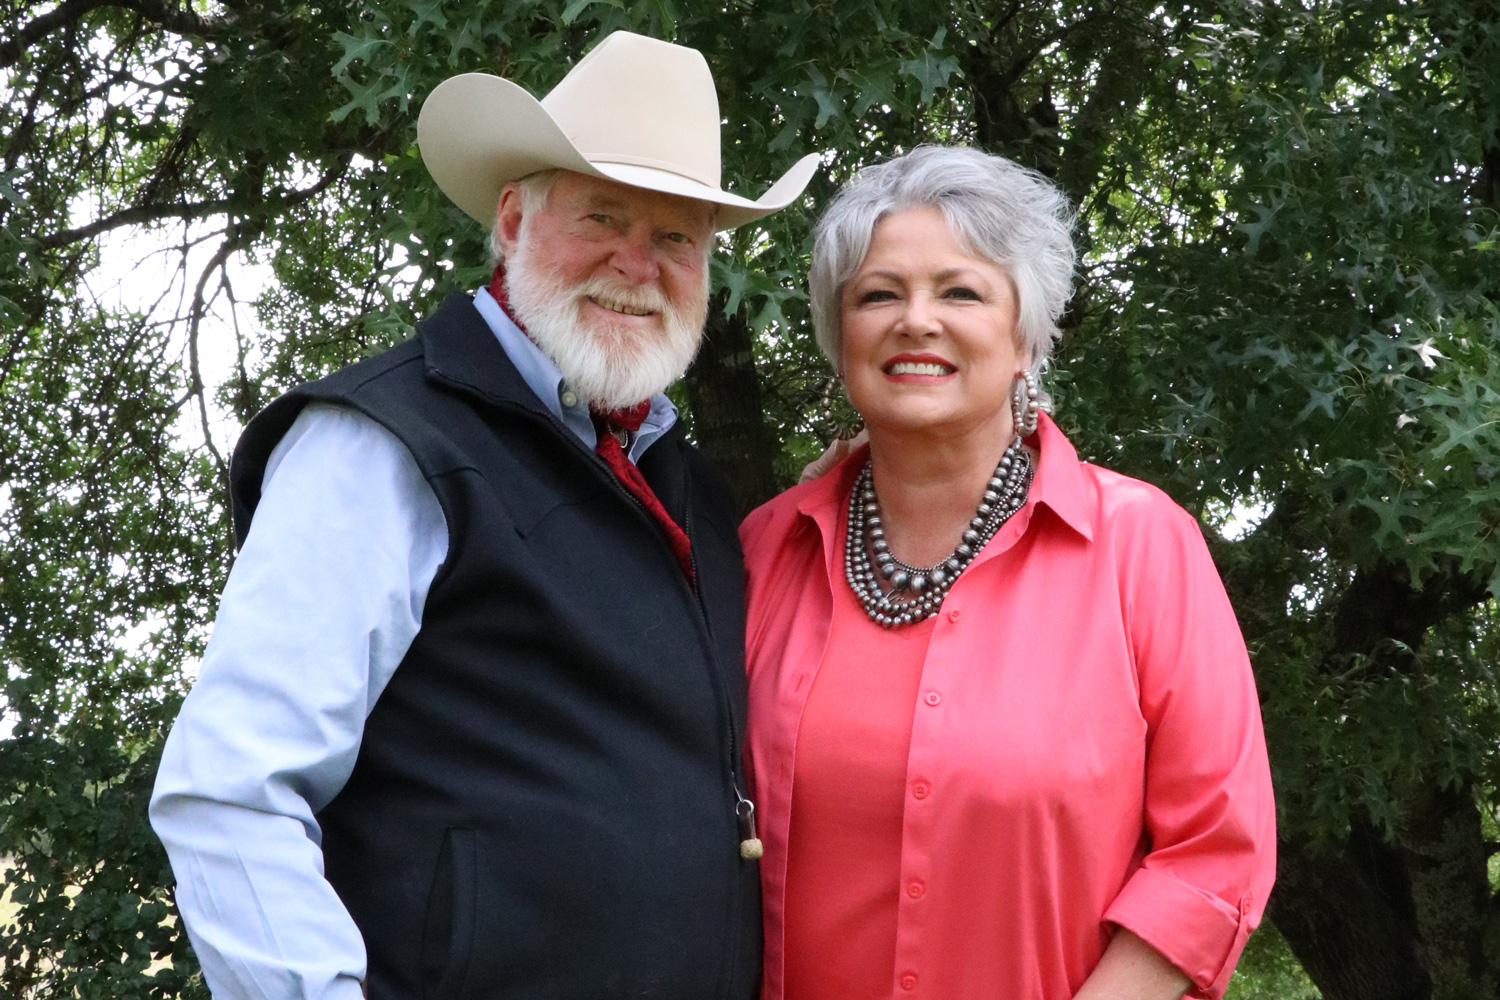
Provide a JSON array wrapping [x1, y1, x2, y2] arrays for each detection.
[[845, 437, 1033, 628]]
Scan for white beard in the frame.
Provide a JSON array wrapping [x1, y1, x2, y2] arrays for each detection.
[[504, 240, 709, 411]]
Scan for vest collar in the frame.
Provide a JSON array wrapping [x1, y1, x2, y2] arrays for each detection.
[[418, 291, 556, 418]]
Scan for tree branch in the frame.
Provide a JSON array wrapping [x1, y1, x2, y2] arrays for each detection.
[[0, 0, 113, 69], [186, 228, 243, 481], [111, 0, 230, 39], [38, 200, 232, 249], [0, 0, 231, 69], [281, 156, 353, 208], [37, 157, 346, 249], [1329, 559, 1489, 667]]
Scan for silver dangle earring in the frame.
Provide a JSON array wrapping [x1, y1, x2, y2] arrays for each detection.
[[1011, 369, 1040, 438], [819, 374, 865, 443]]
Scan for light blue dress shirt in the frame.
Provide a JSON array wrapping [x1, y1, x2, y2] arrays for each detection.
[[149, 289, 677, 1000]]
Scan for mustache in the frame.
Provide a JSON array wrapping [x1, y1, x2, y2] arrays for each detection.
[[502, 246, 709, 410], [571, 277, 670, 319]]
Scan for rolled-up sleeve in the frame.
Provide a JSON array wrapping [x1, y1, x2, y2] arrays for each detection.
[[1102, 504, 1277, 999]]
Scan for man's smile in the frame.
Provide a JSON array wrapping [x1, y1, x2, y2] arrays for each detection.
[[587, 294, 658, 317]]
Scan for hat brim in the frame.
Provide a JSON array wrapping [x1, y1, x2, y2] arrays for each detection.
[[418, 73, 818, 231]]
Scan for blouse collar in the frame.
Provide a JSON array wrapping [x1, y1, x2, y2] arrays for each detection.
[[794, 411, 1096, 575]]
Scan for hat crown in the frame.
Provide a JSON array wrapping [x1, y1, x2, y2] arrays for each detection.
[[541, 32, 721, 190]]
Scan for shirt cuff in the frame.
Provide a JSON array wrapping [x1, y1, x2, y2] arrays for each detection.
[[1102, 865, 1255, 999]]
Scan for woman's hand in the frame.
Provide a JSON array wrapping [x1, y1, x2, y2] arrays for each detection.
[[1073, 929, 1190, 1000], [799, 430, 869, 483]]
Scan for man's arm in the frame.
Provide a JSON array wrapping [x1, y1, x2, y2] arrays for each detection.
[[150, 404, 448, 1000]]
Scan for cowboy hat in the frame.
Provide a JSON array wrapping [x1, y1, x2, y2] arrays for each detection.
[[417, 31, 819, 231]]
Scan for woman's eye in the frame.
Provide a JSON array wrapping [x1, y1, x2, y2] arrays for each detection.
[[944, 286, 982, 300], [858, 289, 897, 304]]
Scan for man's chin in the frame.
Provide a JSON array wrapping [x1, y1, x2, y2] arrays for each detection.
[[511, 287, 706, 409], [577, 316, 668, 349]]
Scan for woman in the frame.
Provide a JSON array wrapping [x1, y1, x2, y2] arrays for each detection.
[[741, 146, 1275, 1000]]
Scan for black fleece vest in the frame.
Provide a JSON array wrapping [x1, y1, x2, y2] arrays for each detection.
[[229, 293, 761, 1000]]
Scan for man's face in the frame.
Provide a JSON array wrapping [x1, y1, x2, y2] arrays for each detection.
[[496, 171, 716, 409]]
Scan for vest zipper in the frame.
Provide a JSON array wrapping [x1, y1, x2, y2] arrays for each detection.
[[496, 401, 752, 864], [682, 486, 758, 859]]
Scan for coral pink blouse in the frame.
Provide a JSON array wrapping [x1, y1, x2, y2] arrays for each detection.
[[781, 553, 937, 999], [740, 414, 1276, 1000]]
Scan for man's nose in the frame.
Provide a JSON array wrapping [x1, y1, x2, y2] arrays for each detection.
[[610, 231, 661, 284]]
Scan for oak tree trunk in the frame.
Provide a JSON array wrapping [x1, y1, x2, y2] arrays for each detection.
[[683, 290, 781, 516]]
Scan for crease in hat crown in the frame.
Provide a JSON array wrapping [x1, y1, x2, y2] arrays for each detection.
[[541, 33, 721, 190], [417, 30, 819, 230]]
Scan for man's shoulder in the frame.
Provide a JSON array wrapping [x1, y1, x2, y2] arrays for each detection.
[[300, 338, 427, 402], [251, 292, 488, 441], [228, 296, 483, 545], [233, 338, 425, 479]]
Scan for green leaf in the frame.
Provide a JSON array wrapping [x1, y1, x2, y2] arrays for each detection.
[[409, 0, 449, 32], [330, 31, 391, 77], [561, 0, 622, 26], [0, 169, 24, 207], [898, 41, 961, 106]]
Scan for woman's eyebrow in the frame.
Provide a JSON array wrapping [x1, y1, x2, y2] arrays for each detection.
[[932, 267, 983, 283], [853, 267, 984, 284]]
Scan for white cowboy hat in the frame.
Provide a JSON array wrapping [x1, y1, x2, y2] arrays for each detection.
[[418, 31, 819, 231]]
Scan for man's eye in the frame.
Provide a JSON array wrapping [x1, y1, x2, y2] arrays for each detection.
[[665, 232, 690, 244], [589, 213, 613, 225]]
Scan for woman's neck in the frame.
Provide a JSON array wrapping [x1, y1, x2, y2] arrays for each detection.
[[865, 421, 1018, 567]]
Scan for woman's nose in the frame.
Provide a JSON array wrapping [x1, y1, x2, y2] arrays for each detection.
[[898, 293, 941, 335]]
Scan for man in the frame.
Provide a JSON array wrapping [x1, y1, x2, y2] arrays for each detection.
[[150, 31, 816, 1000]]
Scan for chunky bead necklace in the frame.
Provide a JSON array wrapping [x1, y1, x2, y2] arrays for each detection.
[[845, 438, 1033, 628]]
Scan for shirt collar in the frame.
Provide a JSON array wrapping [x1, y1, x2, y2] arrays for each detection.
[[794, 410, 1095, 547], [1027, 411, 1094, 542], [471, 286, 677, 460]]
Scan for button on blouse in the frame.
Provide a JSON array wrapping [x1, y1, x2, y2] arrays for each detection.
[[741, 414, 1276, 1000], [781, 506, 937, 998]]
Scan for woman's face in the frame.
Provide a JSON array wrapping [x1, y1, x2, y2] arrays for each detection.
[[839, 207, 1025, 442]]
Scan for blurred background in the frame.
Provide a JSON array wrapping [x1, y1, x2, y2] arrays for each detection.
[[2, 1, 1499, 997]]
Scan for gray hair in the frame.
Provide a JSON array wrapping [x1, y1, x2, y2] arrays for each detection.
[[488, 169, 563, 266], [486, 168, 720, 266], [809, 145, 1076, 379]]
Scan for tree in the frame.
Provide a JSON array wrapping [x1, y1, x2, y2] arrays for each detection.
[[2, 0, 1499, 997]]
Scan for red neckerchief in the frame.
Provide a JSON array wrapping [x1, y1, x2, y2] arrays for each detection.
[[488, 265, 695, 582]]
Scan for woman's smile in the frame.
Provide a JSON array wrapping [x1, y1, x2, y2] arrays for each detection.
[[839, 207, 1025, 439], [883, 352, 957, 380]]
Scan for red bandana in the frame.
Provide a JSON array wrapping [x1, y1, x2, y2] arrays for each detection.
[[488, 265, 695, 583]]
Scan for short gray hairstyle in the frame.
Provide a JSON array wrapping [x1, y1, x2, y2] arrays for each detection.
[[809, 145, 1076, 377], [488, 169, 562, 266]]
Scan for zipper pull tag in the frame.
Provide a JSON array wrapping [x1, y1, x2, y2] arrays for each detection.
[[736, 796, 764, 860]]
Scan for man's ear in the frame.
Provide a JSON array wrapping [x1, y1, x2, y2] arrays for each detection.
[[494, 184, 526, 258]]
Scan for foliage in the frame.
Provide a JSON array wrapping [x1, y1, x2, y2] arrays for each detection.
[[2, 0, 1499, 997], [1227, 923, 1321, 1000]]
